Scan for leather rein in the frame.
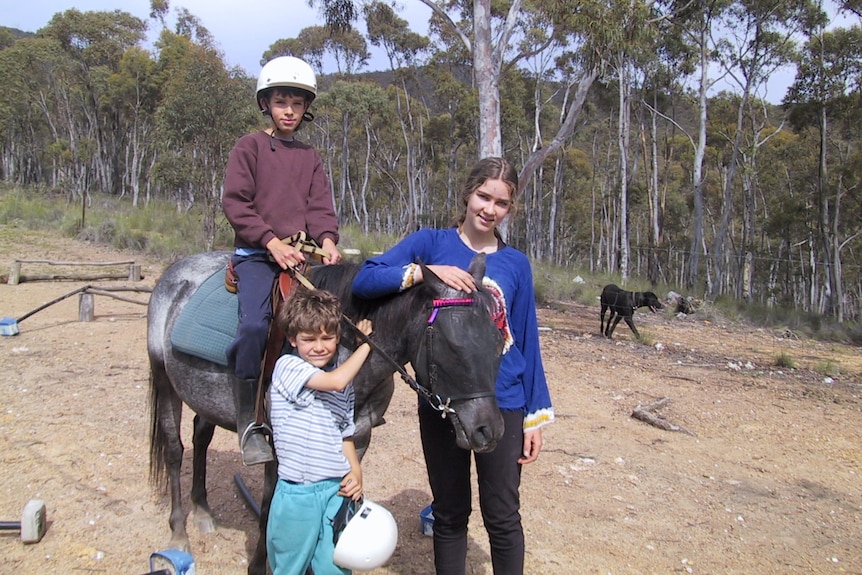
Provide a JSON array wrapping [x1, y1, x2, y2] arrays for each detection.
[[298, 267, 470, 416], [275, 234, 496, 417]]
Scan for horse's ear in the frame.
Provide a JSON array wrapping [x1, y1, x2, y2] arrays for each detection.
[[468, 253, 487, 284], [418, 260, 443, 290], [419, 256, 485, 294]]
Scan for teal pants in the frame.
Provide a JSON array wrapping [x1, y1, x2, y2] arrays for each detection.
[[267, 478, 350, 575]]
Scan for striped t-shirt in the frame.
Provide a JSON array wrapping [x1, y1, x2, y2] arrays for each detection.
[[269, 351, 356, 484]]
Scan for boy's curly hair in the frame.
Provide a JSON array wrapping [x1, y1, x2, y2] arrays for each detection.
[[277, 288, 342, 340]]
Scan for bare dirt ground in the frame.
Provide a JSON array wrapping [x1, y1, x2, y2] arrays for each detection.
[[1, 229, 860, 575]]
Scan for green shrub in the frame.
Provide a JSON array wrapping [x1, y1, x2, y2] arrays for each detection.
[[1, 185, 860, 347], [814, 359, 840, 377], [774, 352, 796, 369], [635, 330, 656, 346], [337, 224, 401, 262]]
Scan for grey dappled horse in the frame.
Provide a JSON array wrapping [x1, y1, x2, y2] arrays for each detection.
[[147, 251, 505, 574]]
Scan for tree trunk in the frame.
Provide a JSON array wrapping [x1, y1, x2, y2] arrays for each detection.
[[688, 24, 708, 292], [472, 0, 502, 158], [618, 60, 631, 281]]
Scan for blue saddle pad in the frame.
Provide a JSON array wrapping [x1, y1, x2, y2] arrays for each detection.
[[170, 266, 238, 366]]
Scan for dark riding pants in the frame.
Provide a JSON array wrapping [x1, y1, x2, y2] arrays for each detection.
[[419, 401, 525, 575], [226, 254, 280, 381]]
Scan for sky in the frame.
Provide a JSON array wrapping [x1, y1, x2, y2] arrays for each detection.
[[2, 0, 432, 75], [2, 1, 856, 104]]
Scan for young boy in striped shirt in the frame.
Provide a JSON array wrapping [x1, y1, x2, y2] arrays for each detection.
[[266, 289, 372, 575]]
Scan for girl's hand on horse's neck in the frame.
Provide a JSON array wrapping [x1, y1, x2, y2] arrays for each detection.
[[458, 225, 499, 254]]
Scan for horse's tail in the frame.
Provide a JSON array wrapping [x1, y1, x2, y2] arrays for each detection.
[[148, 366, 170, 492]]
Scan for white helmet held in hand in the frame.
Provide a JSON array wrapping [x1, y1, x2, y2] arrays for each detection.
[[255, 56, 318, 109], [332, 498, 398, 570]]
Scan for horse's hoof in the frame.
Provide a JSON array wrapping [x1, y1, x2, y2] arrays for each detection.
[[168, 535, 191, 553], [194, 511, 216, 534]]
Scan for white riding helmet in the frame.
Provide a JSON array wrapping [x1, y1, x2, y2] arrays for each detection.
[[255, 56, 318, 110], [332, 498, 398, 570]]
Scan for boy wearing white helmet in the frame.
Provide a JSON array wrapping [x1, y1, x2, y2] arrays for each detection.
[[223, 56, 342, 465]]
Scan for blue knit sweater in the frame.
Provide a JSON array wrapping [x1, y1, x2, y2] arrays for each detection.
[[352, 228, 554, 432]]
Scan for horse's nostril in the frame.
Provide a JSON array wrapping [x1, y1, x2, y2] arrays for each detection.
[[471, 424, 500, 452]]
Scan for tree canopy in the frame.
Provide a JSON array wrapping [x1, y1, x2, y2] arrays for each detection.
[[2, 0, 862, 319]]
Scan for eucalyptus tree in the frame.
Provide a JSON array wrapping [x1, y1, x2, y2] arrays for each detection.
[[106, 46, 160, 206], [663, 0, 733, 290], [752, 129, 812, 308], [0, 37, 68, 186], [508, 7, 559, 260], [153, 28, 258, 249], [705, 0, 824, 300], [638, 29, 694, 285], [264, 25, 370, 75], [415, 0, 605, 252], [39, 9, 148, 202], [313, 80, 390, 231], [839, 0, 862, 16], [576, 0, 659, 280], [422, 52, 478, 217], [263, 27, 329, 70], [309, 0, 600, 204], [784, 23, 862, 320], [363, 2, 432, 232]]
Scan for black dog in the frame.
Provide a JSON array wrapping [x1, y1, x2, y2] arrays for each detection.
[[600, 284, 664, 339]]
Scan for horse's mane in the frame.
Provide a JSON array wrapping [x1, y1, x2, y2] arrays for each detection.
[[309, 263, 427, 337], [310, 262, 497, 339]]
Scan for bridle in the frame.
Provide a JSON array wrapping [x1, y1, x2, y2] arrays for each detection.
[[422, 298, 498, 406], [293, 272, 493, 417], [351, 315, 458, 417], [350, 296, 498, 417], [280, 233, 501, 417]]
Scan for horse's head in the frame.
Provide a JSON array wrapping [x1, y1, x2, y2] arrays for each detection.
[[412, 254, 505, 453]]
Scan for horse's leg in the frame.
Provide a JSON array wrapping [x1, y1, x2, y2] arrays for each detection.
[[151, 363, 190, 551], [248, 459, 277, 575], [191, 414, 217, 534]]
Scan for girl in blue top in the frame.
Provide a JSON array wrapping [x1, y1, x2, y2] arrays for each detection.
[[352, 157, 554, 575]]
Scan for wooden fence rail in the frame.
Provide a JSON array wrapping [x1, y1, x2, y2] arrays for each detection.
[[7, 259, 143, 285], [77, 286, 152, 322]]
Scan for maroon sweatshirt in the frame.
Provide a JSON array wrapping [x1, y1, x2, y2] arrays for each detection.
[[222, 131, 338, 250]]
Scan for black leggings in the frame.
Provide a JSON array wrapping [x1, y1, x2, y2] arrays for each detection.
[[419, 402, 525, 575]]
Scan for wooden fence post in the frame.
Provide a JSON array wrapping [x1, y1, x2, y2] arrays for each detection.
[[78, 293, 95, 322], [128, 263, 142, 281], [8, 261, 21, 285]]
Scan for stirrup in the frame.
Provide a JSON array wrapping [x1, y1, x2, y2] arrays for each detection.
[[240, 422, 273, 449], [239, 422, 274, 465]]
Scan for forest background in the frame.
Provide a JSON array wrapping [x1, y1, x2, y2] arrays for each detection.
[[1, 0, 861, 325]]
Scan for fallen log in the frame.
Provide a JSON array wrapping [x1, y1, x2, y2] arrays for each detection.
[[631, 397, 696, 436]]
